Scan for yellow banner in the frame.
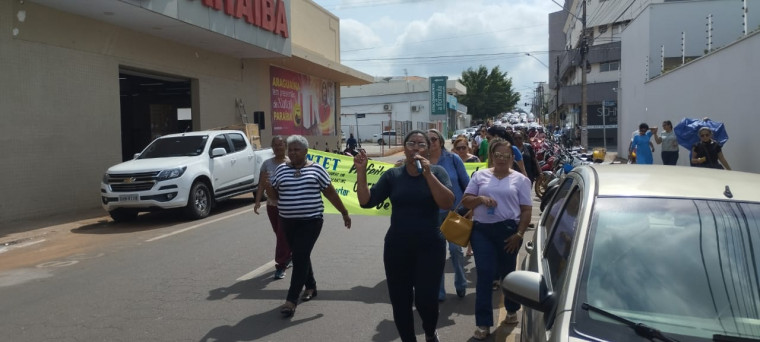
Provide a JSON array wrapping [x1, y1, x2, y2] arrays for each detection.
[[307, 150, 487, 216]]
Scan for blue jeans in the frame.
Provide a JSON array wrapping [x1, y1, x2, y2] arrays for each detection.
[[438, 212, 467, 299], [470, 220, 521, 327]]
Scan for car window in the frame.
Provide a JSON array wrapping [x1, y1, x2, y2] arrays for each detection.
[[210, 135, 230, 154], [541, 178, 574, 239], [228, 133, 248, 152], [138, 136, 207, 158], [575, 198, 760, 341], [544, 188, 580, 288]]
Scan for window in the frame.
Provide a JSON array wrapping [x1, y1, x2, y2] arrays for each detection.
[[541, 178, 574, 239], [545, 188, 580, 287], [228, 133, 248, 152], [600, 61, 620, 72], [210, 135, 230, 153]]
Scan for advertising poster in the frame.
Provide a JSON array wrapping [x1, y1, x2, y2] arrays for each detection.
[[270, 66, 335, 136], [305, 150, 487, 216]]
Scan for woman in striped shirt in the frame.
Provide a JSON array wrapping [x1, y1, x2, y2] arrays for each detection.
[[270, 135, 351, 317]]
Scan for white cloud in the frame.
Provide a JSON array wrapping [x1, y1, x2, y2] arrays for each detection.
[[315, 0, 558, 105]]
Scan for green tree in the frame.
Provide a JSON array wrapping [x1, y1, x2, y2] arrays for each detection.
[[457, 65, 520, 122]]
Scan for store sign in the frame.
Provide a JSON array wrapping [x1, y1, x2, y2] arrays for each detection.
[[270, 66, 336, 136], [200, 0, 289, 38], [430, 76, 448, 115]]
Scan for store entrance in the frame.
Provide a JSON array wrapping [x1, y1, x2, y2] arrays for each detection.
[[118, 68, 192, 161]]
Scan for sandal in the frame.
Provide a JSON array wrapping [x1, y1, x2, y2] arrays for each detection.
[[280, 301, 296, 317], [473, 326, 490, 340]]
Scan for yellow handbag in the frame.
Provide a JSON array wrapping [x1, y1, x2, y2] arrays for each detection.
[[440, 205, 473, 247]]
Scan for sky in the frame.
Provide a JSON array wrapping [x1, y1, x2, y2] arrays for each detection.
[[310, 0, 560, 110]]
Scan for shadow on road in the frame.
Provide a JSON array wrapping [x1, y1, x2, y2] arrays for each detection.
[[70, 198, 255, 235]]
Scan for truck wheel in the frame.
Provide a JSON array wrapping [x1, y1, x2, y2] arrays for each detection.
[[377, 139, 385, 145], [109, 209, 138, 222], [185, 182, 211, 220]]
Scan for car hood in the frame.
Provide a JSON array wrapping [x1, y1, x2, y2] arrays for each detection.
[[107, 157, 199, 173]]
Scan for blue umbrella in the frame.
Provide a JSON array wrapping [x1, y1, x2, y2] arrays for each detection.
[[674, 118, 729, 151]]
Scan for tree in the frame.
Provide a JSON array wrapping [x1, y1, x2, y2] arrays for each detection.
[[457, 65, 520, 122]]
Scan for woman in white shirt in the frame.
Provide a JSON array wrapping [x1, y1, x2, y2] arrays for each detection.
[[654, 120, 679, 165]]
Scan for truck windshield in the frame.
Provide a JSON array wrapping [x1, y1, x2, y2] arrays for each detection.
[[138, 136, 208, 159]]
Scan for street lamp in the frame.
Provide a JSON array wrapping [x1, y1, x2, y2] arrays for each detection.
[[525, 53, 549, 69]]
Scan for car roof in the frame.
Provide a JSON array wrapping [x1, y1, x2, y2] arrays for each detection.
[[578, 164, 760, 202], [160, 130, 237, 138]]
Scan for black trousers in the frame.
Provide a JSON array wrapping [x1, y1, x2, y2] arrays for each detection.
[[384, 230, 446, 341], [661, 151, 679, 165], [281, 216, 323, 304]]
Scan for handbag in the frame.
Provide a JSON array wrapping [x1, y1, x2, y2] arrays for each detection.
[[440, 203, 473, 247]]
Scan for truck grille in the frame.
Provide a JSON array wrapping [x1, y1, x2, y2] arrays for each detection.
[[106, 171, 160, 192]]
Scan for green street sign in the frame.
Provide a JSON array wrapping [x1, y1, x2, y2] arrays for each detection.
[[430, 76, 448, 115]]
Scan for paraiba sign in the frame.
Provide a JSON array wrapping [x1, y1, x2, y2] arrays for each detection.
[[200, 0, 290, 38], [430, 76, 448, 115]]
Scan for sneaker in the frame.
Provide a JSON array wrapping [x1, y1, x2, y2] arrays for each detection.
[[501, 312, 519, 325], [274, 269, 286, 279], [473, 326, 490, 340], [286, 260, 293, 268], [456, 288, 466, 298], [492, 280, 500, 291]]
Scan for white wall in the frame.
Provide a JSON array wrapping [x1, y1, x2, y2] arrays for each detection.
[[620, 9, 760, 173]]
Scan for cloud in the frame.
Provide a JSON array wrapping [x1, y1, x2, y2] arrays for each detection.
[[319, 0, 558, 106]]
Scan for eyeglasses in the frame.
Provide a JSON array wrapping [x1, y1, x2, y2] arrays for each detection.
[[492, 152, 512, 160], [455, 146, 468, 151], [405, 141, 428, 149]]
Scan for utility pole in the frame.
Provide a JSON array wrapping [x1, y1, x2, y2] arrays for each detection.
[[580, 0, 589, 150], [555, 56, 560, 129]]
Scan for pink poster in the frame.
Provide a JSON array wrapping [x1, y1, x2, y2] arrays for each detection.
[[270, 66, 335, 136]]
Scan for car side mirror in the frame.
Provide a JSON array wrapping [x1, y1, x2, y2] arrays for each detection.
[[502, 270, 555, 313], [211, 147, 227, 157]]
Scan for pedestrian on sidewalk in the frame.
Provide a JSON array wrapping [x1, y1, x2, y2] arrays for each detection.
[[354, 130, 454, 342], [461, 138, 532, 340], [630, 123, 656, 164], [654, 120, 679, 165], [691, 127, 731, 170], [427, 129, 470, 301], [270, 135, 352, 318], [254, 136, 291, 280]]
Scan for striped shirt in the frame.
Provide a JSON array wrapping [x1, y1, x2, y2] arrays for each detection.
[[270, 162, 330, 219]]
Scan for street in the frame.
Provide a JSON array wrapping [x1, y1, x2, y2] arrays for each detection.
[[0, 145, 539, 342]]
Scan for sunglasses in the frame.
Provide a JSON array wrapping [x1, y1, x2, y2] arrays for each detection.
[[700, 133, 711, 137], [405, 141, 428, 149], [492, 152, 512, 160], [455, 146, 468, 151]]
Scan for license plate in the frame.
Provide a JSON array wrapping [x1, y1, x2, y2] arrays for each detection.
[[119, 194, 138, 202]]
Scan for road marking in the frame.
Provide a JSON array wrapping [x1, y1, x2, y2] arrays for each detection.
[[0, 239, 46, 255], [145, 208, 252, 242], [237, 260, 275, 281]]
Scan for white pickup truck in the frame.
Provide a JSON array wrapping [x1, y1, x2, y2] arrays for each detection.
[[100, 130, 273, 222]]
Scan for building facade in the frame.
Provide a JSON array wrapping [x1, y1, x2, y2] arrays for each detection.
[[339, 77, 468, 145], [0, 0, 372, 227]]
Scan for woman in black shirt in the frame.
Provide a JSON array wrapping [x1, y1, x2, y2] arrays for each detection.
[[354, 130, 454, 342]]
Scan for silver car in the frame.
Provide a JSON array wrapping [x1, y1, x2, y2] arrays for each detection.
[[504, 164, 760, 342]]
